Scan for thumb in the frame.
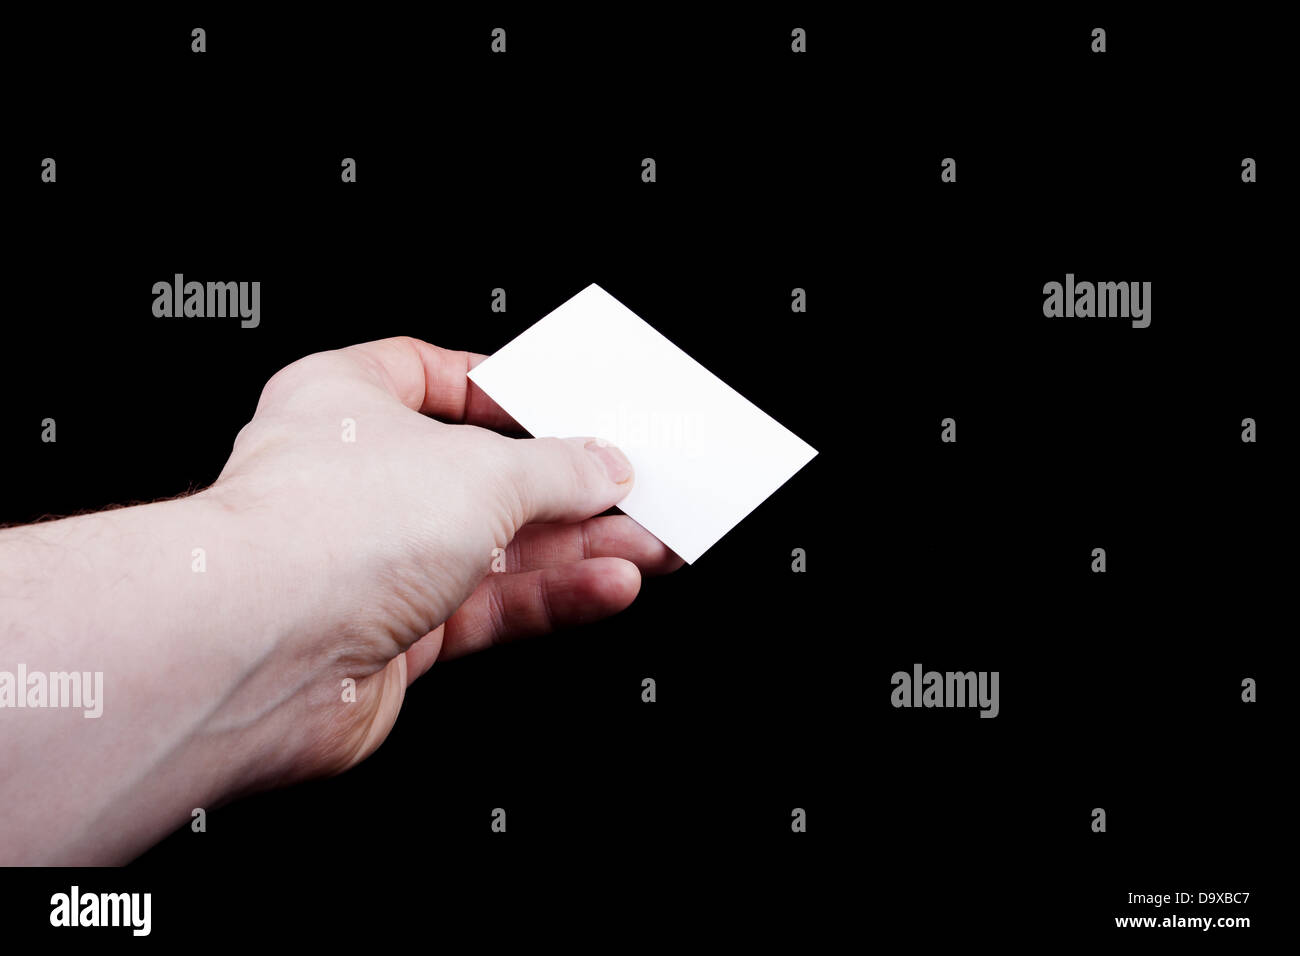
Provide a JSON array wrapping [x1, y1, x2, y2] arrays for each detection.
[[503, 436, 635, 526]]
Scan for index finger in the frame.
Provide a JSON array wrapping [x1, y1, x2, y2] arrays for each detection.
[[341, 336, 523, 432]]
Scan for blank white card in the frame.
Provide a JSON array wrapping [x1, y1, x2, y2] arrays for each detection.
[[467, 284, 818, 563]]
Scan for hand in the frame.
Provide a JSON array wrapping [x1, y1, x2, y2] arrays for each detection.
[[0, 336, 681, 864], [207, 336, 683, 786]]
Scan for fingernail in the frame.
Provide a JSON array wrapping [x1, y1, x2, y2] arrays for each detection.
[[585, 438, 633, 484]]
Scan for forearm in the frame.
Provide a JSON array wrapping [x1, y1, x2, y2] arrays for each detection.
[[0, 491, 286, 864], [0, 335, 662, 864]]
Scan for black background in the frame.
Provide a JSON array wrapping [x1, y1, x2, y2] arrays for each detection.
[[1, 6, 1285, 946]]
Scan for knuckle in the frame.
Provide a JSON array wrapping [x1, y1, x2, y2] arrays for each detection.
[[256, 355, 324, 410], [557, 437, 596, 495], [488, 434, 530, 534], [483, 580, 509, 647]]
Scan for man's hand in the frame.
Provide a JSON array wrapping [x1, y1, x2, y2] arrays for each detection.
[[0, 337, 681, 864], [209, 336, 682, 785]]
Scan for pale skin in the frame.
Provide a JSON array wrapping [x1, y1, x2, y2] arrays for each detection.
[[0, 336, 682, 864]]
